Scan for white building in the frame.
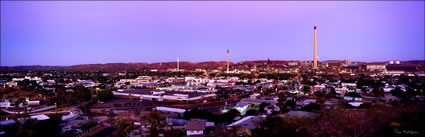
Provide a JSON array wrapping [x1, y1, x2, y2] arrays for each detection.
[[341, 83, 356, 87], [0, 100, 11, 108], [154, 107, 186, 114], [366, 63, 386, 71], [186, 120, 206, 136]]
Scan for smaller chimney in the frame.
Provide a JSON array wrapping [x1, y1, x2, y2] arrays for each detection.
[[227, 49, 229, 73], [177, 57, 179, 71]]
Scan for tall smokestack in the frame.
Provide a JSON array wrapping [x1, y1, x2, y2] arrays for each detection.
[[313, 26, 318, 69], [227, 49, 229, 73], [177, 57, 179, 71]]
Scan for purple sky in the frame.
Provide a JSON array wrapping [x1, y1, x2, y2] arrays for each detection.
[[1, 1, 424, 66]]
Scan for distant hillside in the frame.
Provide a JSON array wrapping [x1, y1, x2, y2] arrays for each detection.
[[241, 60, 299, 66], [402, 60, 425, 65], [0, 61, 231, 72], [1, 60, 423, 72]]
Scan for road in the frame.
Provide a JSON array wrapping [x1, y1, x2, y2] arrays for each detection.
[[89, 98, 240, 113], [0, 101, 91, 119]]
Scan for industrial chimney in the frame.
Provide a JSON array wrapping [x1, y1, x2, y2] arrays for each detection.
[[227, 49, 229, 73], [313, 26, 318, 69]]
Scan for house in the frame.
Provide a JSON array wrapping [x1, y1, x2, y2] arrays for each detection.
[[240, 98, 276, 105], [0, 100, 11, 108], [313, 84, 326, 90], [166, 118, 187, 126], [383, 94, 400, 103], [234, 102, 249, 114], [249, 93, 261, 99], [348, 102, 363, 107], [47, 80, 56, 85], [30, 114, 50, 121], [154, 107, 186, 114], [27, 100, 40, 106], [5, 81, 17, 87], [324, 100, 338, 109], [227, 116, 265, 136], [341, 83, 356, 87], [62, 108, 82, 121], [335, 87, 349, 95], [186, 120, 206, 136], [295, 98, 317, 107], [365, 63, 386, 71], [302, 99, 317, 106], [383, 87, 395, 92], [0, 120, 16, 126]]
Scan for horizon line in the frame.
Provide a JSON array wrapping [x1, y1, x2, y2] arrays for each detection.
[[2, 59, 424, 67]]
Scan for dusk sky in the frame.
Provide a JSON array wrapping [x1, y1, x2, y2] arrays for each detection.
[[1, 1, 424, 66]]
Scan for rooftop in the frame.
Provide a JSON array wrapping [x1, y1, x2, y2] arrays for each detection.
[[117, 89, 209, 98], [155, 107, 186, 114], [227, 116, 264, 129], [186, 120, 206, 130]]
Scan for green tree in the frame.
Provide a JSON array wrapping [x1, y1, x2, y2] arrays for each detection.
[[16, 119, 38, 137], [277, 93, 288, 113], [34, 115, 63, 137], [73, 85, 92, 102], [81, 120, 98, 131], [372, 86, 384, 97], [326, 87, 337, 98], [302, 86, 311, 95], [285, 100, 296, 110], [301, 103, 321, 112], [245, 109, 257, 116], [220, 109, 240, 122], [140, 111, 168, 137], [345, 92, 362, 98], [391, 87, 403, 98], [15, 114, 63, 137], [258, 103, 270, 113], [114, 117, 135, 137], [252, 117, 309, 137], [98, 89, 114, 101], [183, 108, 213, 121], [164, 129, 183, 137]]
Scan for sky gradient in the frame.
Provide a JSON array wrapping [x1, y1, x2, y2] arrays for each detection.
[[1, 1, 424, 66]]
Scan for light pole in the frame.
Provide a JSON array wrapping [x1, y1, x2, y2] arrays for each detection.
[[55, 102, 57, 114]]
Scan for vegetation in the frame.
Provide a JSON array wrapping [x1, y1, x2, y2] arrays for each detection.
[[140, 111, 168, 137], [251, 103, 425, 137], [258, 102, 270, 113], [302, 86, 311, 95], [345, 92, 362, 98], [114, 117, 135, 137], [245, 109, 257, 116], [98, 89, 114, 101], [1, 114, 63, 137], [80, 120, 97, 131], [301, 103, 321, 112], [252, 117, 309, 137], [55, 85, 92, 107], [276, 93, 287, 113], [183, 108, 240, 123]]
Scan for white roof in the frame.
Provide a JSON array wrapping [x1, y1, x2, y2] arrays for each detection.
[[0, 120, 16, 126], [348, 102, 363, 107], [62, 111, 79, 121], [227, 116, 263, 129], [206, 122, 215, 127], [227, 116, 252, 127], [155, 107, 186, 114], [30, 114, 49, 121], [250, 93, 261, 96]]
